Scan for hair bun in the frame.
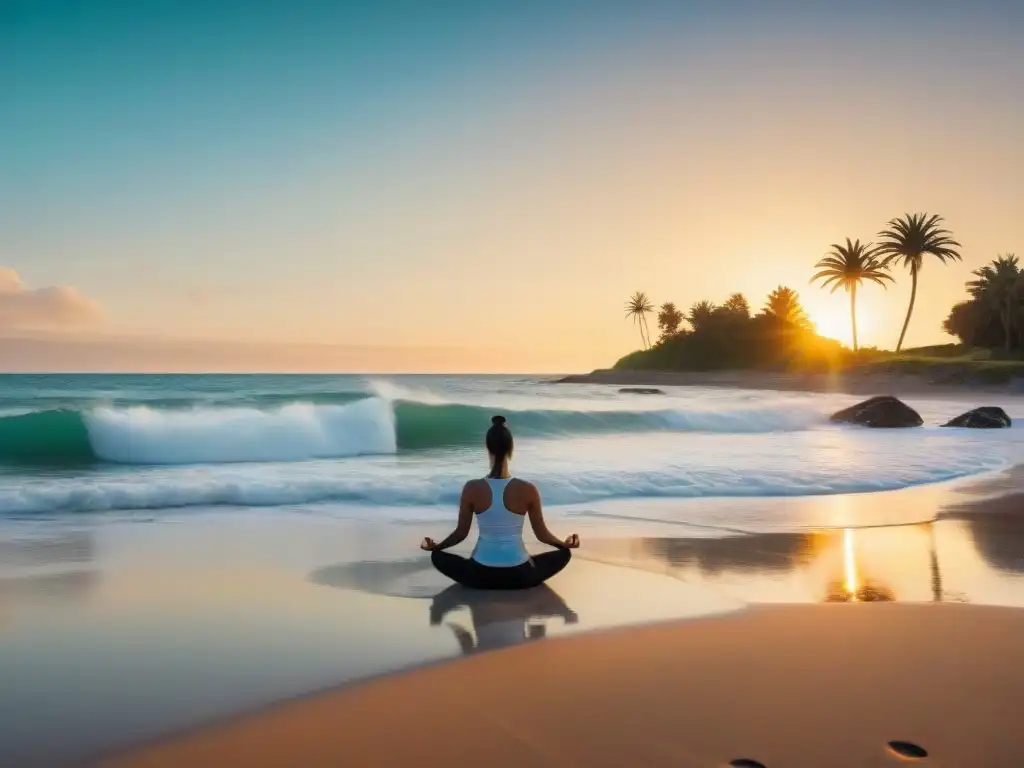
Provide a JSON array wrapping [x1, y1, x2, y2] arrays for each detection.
[[491, 415, 507, 427]]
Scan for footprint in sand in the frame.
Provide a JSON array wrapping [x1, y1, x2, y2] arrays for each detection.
[[887, 740, 928, 759], [730, 741, 930, 766]]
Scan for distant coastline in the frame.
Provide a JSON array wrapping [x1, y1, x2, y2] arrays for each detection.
[[554, 367, 1024, 397]]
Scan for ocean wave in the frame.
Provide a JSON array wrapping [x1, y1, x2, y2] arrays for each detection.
[[0, 395, 824, 467], [0, 457, 1003, 516]]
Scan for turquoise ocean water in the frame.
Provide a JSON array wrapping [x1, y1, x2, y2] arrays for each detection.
[[1, 374, 1021, 531]]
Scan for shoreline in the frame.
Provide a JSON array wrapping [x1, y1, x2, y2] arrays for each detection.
[[553, 368, 1024, 397]]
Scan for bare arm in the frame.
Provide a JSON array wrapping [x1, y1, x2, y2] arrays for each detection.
[[424, 482, 475, 551], [526, 483, 579, 550]]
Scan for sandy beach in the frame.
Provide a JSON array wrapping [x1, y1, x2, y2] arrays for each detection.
[[42, 468, 1017, 768], [108, 602, 1024, 768]]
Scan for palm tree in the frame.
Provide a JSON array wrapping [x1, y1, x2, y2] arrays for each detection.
[[1018, 271, 1024, 347], [967, 254, 1020, 352], [876, 213, 961, 353], [763, 286, 811, 330], [687, 300, 717, 333], [811, 238, 893, 351], [624, 291, 654, 349]]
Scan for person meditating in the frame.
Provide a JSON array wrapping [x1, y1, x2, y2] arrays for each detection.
[[421, 415, 579, 590]]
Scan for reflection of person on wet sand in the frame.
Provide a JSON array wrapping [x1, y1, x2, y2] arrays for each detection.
[[429, 583, 578, 654]]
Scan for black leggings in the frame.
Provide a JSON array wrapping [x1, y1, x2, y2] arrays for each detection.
[[431, 549, 572, 590]]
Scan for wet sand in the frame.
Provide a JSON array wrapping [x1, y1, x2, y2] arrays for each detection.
[[108, 602, 1024, 768], [97, 473, 1024, 768], [3, 470, 1024, 765], [0, 518, 735, 767]]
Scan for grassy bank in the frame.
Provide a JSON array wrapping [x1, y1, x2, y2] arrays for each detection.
[[606, 342, 1024, 387], [852, 347, 1024, 385]]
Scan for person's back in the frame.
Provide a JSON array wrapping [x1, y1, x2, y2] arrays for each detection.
[[471, 477, 530, 567]]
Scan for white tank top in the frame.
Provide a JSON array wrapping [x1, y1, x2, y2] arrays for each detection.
[[471, 478, 530, 567]]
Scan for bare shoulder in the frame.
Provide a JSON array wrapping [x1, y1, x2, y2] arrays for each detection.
[[510, 478, 540, 500], [462, 478, 487, 497]]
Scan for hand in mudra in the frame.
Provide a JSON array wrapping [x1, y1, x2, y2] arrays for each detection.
[[420, 537, 437, 551], [564, 534, 580, 549]]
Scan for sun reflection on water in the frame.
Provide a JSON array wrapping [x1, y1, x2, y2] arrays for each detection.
[[826, 526, 896, 603], [843, 527, 859, 597]]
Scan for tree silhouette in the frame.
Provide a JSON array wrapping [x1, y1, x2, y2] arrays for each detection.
[[722, 292, 751, 319], [967, 254, 1020, 352], [656, 302, 683, 340], [942, 301, 984, 347], [763, 286, 811, 330], [624, 291, 654, 349], [811, 238, 893, 350], [687, 300, 717, 333], [876, 213, 961, 353]]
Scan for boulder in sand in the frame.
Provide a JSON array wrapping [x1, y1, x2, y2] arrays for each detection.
[[942, 407, 1012, 429], [619, 387, 665, 395], [829, 396, 923, 428]]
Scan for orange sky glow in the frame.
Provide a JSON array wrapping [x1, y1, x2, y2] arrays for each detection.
[[3, 4, 1021, 372]]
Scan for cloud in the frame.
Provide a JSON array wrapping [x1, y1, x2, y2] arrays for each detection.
[[0, 268, 103, 328]]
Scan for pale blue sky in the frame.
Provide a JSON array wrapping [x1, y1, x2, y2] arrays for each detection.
[[2, 1, 1022, 370]]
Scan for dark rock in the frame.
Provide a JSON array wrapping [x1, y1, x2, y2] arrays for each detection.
[[941, 406, 1012, 429], [618, 387, 665, 395], [829, 396, 923, 428]]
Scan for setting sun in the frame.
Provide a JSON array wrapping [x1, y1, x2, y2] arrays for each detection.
[[809, 307, 853, 345], [805, 288, 885, 350]]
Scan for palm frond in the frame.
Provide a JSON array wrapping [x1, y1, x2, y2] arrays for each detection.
[[811, 237, 891, 293], [810, 269, 841, 283], [863, 274, 894, 288], [876, 212, 962, 269], [624, 291, 654, 317]]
